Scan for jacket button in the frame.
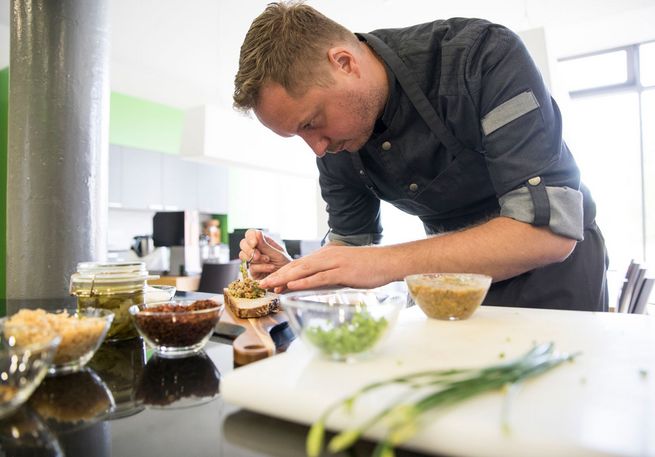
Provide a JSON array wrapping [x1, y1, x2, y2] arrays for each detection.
[[359, 169, 365, 176], [528, 176, 541, 186], [381, 141, 391, 151], [409, 183, 418, 192]]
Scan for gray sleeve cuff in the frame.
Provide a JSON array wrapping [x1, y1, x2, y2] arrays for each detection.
[[328, 232, 382, 246], [499, 186, 584, 241]]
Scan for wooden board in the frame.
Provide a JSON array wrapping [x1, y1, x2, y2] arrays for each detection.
[[222, 306, 655, 457], [212, 295, 287, 366]]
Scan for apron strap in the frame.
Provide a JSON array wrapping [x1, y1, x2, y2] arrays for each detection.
[[359, 33, 466, 155]]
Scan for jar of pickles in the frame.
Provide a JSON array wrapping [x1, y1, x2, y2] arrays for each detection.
[[70, 262, 157, 341]]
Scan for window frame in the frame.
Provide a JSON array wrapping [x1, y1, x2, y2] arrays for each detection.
[[558, 40, 655, 262]]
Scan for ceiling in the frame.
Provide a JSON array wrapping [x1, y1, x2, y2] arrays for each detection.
[[1, 0, 655, 110]]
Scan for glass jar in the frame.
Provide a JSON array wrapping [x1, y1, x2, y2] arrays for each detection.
[[70, 262, 156, 341], [88, 338, 147, 420]]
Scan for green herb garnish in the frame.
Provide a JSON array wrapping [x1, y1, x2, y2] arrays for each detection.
[[306, 342, 578, 457], [227, 261, 266, 299], [304, 311, 388, 357]]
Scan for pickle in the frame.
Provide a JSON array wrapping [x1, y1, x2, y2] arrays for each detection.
[[77, 291, 144, 341]]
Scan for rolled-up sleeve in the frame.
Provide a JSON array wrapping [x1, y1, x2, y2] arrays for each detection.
[[467, 25, 584, 240], [317, 155, 383, 246]]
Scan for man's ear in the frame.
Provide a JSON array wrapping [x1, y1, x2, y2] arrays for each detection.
[[327, 46, 360, 77]]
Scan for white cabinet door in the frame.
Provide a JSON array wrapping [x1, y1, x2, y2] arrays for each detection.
[[121, 147, 163, 210], [162, 154, 198, 211], [108, 145, 123, 208], [197, 164, 228, 214]]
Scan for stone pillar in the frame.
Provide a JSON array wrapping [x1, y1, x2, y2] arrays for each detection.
[[7, 0, 109, 299]]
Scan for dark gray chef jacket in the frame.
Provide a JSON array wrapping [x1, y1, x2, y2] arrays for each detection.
[[316, 18, 609, 311]]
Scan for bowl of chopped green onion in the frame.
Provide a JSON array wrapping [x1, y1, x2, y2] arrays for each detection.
[[280, 288, 405, 362]]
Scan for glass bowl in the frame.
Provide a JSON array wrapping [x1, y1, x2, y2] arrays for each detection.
[[0, 321, 60, 419], [129, 299, 223, 358], [145, 285, 177, 303], [87, 338, 147, 420], [280, 288, 405, 362], [4, 308, 115, 375], [405, 273, 492, 320], [0, 407, 64, 456], [29, 368, 115, 431], [135, 351, 220, 409]]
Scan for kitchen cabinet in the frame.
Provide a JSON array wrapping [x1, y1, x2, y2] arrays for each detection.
[[108, 145, 123, 207], [162, 154, 198, 211], [108, 145, 229, 214], [197, 164, 228, 214], [121, 147, 163, 210]]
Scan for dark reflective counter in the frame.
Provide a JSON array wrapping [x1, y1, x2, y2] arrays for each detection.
[[0, 296, 432, 457]]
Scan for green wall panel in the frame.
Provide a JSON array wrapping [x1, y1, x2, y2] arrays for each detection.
[[0, 67, 8, 304], [109, 92, 184, 155]]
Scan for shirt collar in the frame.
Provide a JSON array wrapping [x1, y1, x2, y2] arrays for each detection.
[[357, 33, 400, 138]]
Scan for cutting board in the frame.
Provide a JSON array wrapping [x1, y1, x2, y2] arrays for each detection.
[[222, 306, 655, 457], [209, 294, 289, 366]]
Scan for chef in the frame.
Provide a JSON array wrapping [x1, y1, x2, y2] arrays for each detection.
[[232, 2, 608, 311]]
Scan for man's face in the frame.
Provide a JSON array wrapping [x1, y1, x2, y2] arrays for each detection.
[[254, 79, 381, 158]]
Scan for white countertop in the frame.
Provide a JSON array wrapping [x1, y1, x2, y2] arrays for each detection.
[[222, 305, 655, 457]]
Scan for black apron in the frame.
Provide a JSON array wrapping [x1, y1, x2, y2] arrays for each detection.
[[359, 33, 609, 312]]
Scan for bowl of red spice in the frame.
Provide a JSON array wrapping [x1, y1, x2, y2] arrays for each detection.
[[128, 299, 222, 358]]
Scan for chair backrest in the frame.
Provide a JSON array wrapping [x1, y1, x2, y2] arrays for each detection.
[[631, 277, 654, 314], [617, 259, 653, 314], [617, 260, 641, 313], [197, 261, 242, 294]]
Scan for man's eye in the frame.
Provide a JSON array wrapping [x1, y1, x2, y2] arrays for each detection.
[[302, 121, 313, 130]]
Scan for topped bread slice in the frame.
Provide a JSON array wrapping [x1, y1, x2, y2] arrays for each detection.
[[223, 289, 280, 319], [225, 263, 280, 319]]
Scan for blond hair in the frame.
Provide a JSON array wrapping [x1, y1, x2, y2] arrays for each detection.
[[233, 1, 359, 111]]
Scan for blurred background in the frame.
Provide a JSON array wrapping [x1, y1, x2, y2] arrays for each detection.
[[1, 0, 653, 299]]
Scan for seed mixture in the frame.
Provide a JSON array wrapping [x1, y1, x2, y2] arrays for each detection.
[[226, 263, 266, 299], [6, 309, 108, 365], [136, 353, 220, 406], [29, 371, 113, 422], [134, 300, 221, 347]]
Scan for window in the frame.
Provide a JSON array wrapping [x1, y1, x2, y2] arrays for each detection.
[[559, 50, 629, 92], [559, 42, 655, 274], [642, 89, 655, 262], [640, 42, 655, 87]]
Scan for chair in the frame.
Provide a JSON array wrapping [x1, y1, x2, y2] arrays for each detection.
[[197, 261, 242, 294], [631, 278, 654, 314], [616, 260, 653, 314]]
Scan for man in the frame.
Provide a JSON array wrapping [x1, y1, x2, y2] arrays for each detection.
[[232, 2, 608, 311]]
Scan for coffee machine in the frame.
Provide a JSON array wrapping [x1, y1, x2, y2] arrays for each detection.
[[152, 211, 202, 276]]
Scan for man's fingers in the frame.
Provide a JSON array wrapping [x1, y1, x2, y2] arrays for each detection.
[[260, 258, 322, 289], [286, 269, 336, 290], [249, 263, 276, 276]]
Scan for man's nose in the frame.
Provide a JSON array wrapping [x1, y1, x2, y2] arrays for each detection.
[[302, 134, 329, 158]]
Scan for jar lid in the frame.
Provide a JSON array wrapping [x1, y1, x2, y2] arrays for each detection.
[[71, 261, 158, 285]]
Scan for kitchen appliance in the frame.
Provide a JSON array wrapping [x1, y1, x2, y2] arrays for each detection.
[[131, 235, 154, 257], [152, 211, 201, 276]]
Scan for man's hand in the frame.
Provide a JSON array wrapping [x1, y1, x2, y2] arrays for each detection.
[[259, 245, 393, 293], [238, 229, 292, 280]]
